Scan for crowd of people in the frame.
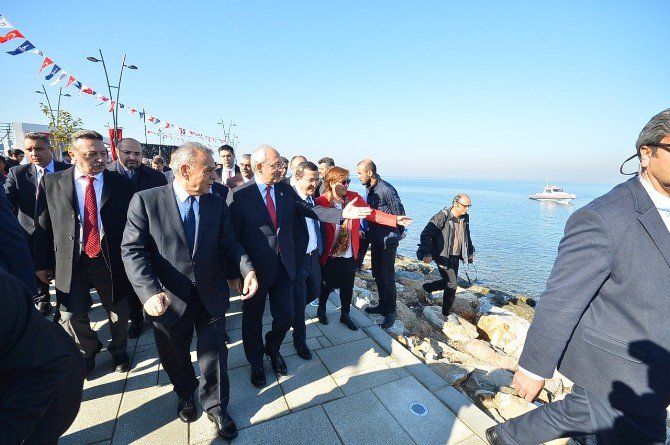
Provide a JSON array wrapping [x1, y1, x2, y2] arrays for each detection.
[[4, 107, 670, 445]]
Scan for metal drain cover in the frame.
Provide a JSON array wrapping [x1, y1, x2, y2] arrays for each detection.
[[409, 401, 428, 417]]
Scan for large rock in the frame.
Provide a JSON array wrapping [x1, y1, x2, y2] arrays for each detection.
[[384, 319, 405, 336], [451, 291, 480, 322], [471, 368, 514, 391], [352, 286, 375, 309], [422, 306, 478, 342], [353, 277, 367, 289], [490, 392, 535, 420], [395, 301, 419, 334], [462, 339, 518, 371], [395, 270, 423, 281], [477, 306, 530, 358], [429, 362, 473, 386], [501, 299, 535, 322]]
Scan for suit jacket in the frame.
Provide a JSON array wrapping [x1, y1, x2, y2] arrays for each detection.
[[226, 178, 342, 287], [162, 169, 228, 200], [121, 185, 253, 325], [0, 191, 37, 294], [164, 169, 174, 182], [216, 165, 240, 184], [225, 173, 246, 190], [519, 177, 670, 416], [4, 161, 70, 237], [33, 169, 136, 300], [107, 160, 168, 192]]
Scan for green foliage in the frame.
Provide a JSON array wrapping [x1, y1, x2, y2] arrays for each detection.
[[39, 103, 84, 151]]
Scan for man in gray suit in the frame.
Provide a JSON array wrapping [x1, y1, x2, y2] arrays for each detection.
[[487, 109, 670, 444], [122, 142, 257, 440]]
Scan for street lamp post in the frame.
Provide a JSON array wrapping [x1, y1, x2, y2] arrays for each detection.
[[216, 119, 236, 143], [35, 86, 71, 160], [87, 50, 137, 159]]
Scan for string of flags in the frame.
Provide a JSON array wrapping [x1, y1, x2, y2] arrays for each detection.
[[0, 13, 227, 146]]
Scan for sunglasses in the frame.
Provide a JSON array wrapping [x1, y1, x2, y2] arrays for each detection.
[[338, 179, 351, 186]]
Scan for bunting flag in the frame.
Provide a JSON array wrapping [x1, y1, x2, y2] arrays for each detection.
[[128, 108, 137, 115], [96, 94, 109, 102], [163, 122, 172, 129], [44, 64, 61, 80], [49, 70, 67, 86], [81, 84, 94, 95], [7, 39, 36, 55], [0, 29, 24, 43], [64, 75, 76, 88], [147, 116, 160, 124], [38, 56, 54, 74], [0, 15, 14, 29], [109, 100, 116, 112], [138, 111, 145, 119]]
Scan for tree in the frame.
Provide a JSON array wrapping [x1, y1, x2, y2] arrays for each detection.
[[39, 103, 84, 153]]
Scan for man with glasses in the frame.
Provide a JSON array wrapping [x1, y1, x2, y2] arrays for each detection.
[[107, 138, 167, 338], [417, 194, 475, 316]]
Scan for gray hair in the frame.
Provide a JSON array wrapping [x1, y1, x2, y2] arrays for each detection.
[[24, 132, 51, 147], [71, 130, 103, 148], [239, 153, 251, 164], [295, 161, 318, 178], [171, 142, 213, 177], [250, 145, 278, 173], [636, 108, 670, 157]]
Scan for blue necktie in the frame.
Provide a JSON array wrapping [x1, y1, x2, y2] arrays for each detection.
[[183, 196, 196, 252], [307, 197, 323, 254]]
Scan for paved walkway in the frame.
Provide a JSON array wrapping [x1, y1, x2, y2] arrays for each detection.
[[60, 290, 495, 444]]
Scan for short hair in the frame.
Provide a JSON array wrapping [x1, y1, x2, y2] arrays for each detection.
[[636, 108, 670, 157], [9, 148, 24, 156], [151, 155, 165, 165], [239, 153, 251, 164], [171, 142, 213, 176], [71, 130, 103, 147], [218, 144, 235, 156], [280, 156, 289, 166], [295, 161, 318, 178], [323, 166, 349, 201], [318, 157, 335, 167], [118, 138, 142, 150], [250, 145, 278, 171], [453, 194, 463, 204], [357, 159, 377, 174], [24, 132, 51, 147]]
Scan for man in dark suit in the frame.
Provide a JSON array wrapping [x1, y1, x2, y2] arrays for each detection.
[[107, 137, 168, 338], [34, 130, 135, 377], [0, 185, 38, 293], [215, 144, 241, 184], [225, 153, 253, 189], [0, 271, 85, 445], [122, 142, 257, 440], [4, 132, 70, 315], [486, 109, 670, 444], [226, 145, 371, 387]]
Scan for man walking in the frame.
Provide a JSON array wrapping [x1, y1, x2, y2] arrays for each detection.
[[122, 142, 257, 440], [216, 144, 240, 183], [34, 130, 135, 377], [357, 159, 407, 328], [4, 132, 69, 315], [486, 109, 670, 444], [418, 194, 475, 315], [107, 137, 167, 338]]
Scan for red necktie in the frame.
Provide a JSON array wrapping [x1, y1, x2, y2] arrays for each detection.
[[265, 185, 277, 229], [83, 176, 101, 257]]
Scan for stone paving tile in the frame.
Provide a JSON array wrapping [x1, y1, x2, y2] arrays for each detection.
[[317, 337, 394, 379], [278, 336, 321, 359], [372, 376, 473, 445], [277, 355, 343, 411], [305, 298, 339, 317], [316, 335, 333, 348], [316, 316, 369, 345], [455, 435, 487, 445], [229, 405, 341, 445], [323, 390, 415, 445], [333, 363, 402, 396]]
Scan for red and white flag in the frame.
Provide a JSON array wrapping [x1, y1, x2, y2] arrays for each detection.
[[64, 75, 77, 88], [37, 56, 54, 75], [0, 29, 24, 43]]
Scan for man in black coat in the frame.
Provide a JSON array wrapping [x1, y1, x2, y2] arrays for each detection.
[[0, 190, 37, 293], [4, 132, 70, 315], [34, 130, 136, 377], [215, 144, 240, 184], [122, 142, 257, 440], [227, 145, 370, 387], [107, 137, 168, 338], [0, 271, 85, 445]]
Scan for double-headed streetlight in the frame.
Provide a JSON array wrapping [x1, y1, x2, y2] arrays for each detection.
[[217, 119, 236, 143], [87, 49, 138, 158], [35, 86, 71, 128]]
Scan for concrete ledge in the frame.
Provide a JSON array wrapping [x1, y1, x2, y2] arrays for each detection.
[[434, 386, 496, 441]]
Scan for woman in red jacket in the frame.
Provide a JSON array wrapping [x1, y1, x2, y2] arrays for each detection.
[[315, 167, 412, 330]]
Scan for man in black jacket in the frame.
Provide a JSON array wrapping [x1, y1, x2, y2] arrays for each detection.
[[107, 137, 168, 338], [417, 194, 475, 315]]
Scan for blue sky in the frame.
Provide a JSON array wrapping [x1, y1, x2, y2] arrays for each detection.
[[1, 1, 668, 184]]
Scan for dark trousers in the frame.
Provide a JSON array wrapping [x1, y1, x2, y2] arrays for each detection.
[[127, 289, 145, 325], [356, 233, 369, 270], [495, 384, 666, 445], [319, 256, 356, 316], [370, 242, 398, 315], [292, 253, 321, 346], [152, 289, 229, 416], [243, 258, 293, 368], [29, 236, 51, 307], [56, 256, 128, 359], [424, 256, 460, 315]]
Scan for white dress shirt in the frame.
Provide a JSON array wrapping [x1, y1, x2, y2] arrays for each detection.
[[173, 181, 200, 248], [73, 166, 104, 237], [35, 159, 55, 186], [297, 189, 318, 253]]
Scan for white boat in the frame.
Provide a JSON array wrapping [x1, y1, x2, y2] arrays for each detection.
[[529, 183, 576, 203]]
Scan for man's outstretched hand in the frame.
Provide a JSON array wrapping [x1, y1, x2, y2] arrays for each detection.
[[342, 197, 372, 219]]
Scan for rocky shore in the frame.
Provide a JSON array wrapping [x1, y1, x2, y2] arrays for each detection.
[[352, 253, 580, 445]]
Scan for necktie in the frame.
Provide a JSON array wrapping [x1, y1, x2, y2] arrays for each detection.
[[83, 176, 101, 257], [183, 196, 196, 252], [307, 197, 323, 254], [265, 185, 277, 229]]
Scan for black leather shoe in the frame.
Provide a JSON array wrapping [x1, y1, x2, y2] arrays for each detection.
[[317, 310, 329, 325], [224, 331, 231, 344], [380, 312, 397, 329], [36, 301, 52, 316], [250, 366, 267, 388], [365, 305, 385, 315], [339, 314, 359, 331], [207, 411, 238, 440], [485, 426, 505, 445], [112, 353, 130, 373], [85, 342, 103, 378], [265, 347, 288, 375], [177, 395, 196, 423], [128, 320, 143, 339], [294, 344, 312, 360]]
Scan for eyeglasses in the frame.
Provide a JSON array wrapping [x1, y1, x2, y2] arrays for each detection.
[[649, 143, 670, 153], [456, 201, 472, 208], [338, 179, 351, 186], [264, 161, 282, 170]]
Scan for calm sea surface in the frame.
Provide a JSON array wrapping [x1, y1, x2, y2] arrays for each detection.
[[349, 177, 615, 300]]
